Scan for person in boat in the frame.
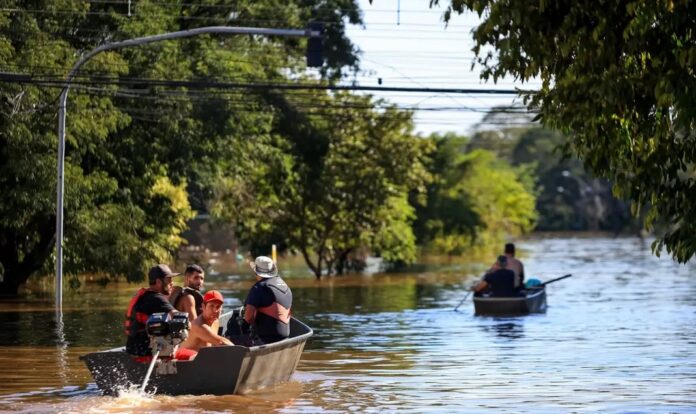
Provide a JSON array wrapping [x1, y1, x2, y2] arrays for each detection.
[[169, 264, 205, 319], [124, 264, 197, 361], [487, 243, 525, 289], [180, 290, 233, 352], [242, 256, 293, 344], [473, 255, 519, 297]]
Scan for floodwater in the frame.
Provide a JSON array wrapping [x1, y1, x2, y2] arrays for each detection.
[[0, 236, 695, 413]]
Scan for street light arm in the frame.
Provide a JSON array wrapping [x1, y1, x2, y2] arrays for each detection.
[[55, 26, 321, 310], [63, 26, 318, 89]]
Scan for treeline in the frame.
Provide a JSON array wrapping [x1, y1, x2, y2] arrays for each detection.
[[0, 2, 638, 294], [0, 0, 369, 293], [464, 126, 640, 234]]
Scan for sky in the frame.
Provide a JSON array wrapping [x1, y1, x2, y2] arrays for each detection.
[[344, 0, 541, 136]]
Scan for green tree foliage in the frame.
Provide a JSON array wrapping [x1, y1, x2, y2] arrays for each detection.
[[211, 92, 431, 279], [437, 0, 696, 261], [413, 133, 536, 257], [0, 0, 362, 294]]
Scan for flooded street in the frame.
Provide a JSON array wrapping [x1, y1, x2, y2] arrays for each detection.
[[1, 236, 695, 413]]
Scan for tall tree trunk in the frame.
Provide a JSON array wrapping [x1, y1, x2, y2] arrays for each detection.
[[0, 220, 55, 296], [0, 274, 22, 296], [335, 248, 352, 275], [300, 246, 323, 280]]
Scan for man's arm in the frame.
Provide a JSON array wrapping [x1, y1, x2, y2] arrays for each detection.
[[178, 295, 197, 319], [244, 304, 257, 325], [153, 294, 175, 316], [190, 322, 232, 346], [472, 280, 489, 293], [486, 261, 500, 275], [472, 274, 491, 293], [244, 285, 264, 325]]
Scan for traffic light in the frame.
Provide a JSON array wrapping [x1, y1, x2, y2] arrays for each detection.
[[306, 22, 324, 68]]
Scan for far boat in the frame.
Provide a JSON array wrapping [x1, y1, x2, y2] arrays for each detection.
[[470, 274, 572, 316], [473, 286, 547, 316], [80, 312, 313, 395]]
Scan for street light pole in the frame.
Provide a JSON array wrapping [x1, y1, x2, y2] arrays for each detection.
[[55, 26, 321, 310]]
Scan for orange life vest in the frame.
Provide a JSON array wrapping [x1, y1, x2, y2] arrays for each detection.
[[124, 288, 150, 337], [255, 277, 292, 324], [258, 303, 291, 324]]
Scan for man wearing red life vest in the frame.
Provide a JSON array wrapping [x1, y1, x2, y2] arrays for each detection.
[[124, 264, 196, 361]]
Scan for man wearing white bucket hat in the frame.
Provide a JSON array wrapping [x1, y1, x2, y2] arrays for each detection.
[[242, 256, 293, 344]]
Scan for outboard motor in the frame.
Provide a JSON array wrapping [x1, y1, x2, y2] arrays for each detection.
[[146, 311, 189, 358]]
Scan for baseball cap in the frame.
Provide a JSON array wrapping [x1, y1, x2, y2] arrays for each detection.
[[203, 290, 224, 304], [185, 264, 204, 274], [148, 264, 180, 284]]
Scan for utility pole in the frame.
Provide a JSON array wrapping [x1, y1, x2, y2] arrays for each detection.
[[55, 25, 323, 310]]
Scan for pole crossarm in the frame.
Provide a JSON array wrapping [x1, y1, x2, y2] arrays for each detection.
[[55, 26, 319, 310]]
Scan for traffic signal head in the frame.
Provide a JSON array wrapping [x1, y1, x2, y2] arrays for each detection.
[[306, 22, 324, 68]]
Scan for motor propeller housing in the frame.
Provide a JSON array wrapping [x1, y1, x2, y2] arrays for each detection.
[[146, 311, 189, 357]]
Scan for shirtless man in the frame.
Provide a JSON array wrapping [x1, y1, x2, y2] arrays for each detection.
[[169, 264, 205, 319], [180, 290, 233, 352], [487, 243, 525, 289]]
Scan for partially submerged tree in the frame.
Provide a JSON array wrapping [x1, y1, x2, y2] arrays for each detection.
[[437, 0, 696, 261], [212, 92, 431, 279]]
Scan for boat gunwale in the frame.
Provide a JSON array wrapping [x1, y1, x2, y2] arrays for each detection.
[[472, 287, 545, 303], [79, 315, 313, 359]]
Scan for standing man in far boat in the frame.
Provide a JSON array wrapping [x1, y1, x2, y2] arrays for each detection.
[[169, 264, 205, 320], [487, 243, 525, 289], [243, 256, 293, 344]]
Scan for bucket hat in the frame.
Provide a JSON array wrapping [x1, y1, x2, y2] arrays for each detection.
[[250, 256, 278, 278]]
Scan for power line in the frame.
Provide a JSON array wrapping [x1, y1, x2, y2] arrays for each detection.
[[0, 73, 530, 95]]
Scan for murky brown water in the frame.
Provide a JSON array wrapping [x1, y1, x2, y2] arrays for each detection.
[[1, 236, 695, 413]]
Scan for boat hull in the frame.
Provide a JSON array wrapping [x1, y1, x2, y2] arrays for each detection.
[[473, 287, 547, 316], [80, 315, 312, 395]]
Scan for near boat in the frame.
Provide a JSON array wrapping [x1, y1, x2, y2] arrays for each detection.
[[80, 312, 313, 395], [473, 286, 547, 316]]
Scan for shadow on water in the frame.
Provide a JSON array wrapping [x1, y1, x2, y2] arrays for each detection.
[[478, 320, 525, 340]]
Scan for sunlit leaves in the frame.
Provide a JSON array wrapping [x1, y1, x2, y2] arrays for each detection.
[[0, 0, 363, 293], [440, 0, 696, 262]]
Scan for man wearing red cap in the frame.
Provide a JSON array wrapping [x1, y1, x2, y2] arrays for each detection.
[[180, 290, 233, 352]]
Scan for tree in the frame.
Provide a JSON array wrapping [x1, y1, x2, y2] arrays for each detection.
[[0, 0, 362, 294], [437, 0, 696, 261], [413, 133, 537, 257], [211, 92, 431, 278]]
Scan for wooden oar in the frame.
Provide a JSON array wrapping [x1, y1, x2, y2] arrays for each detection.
[[454, 291, 472, 312], [539, 273, 572, 287]]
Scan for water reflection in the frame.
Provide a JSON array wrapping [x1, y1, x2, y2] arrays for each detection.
[[479, 320, 525, 340], [0, 236, 695, 412]]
